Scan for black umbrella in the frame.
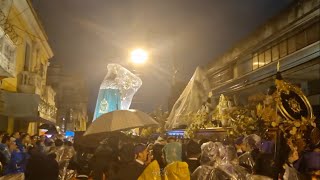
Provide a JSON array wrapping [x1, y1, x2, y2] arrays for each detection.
[[39, 124, 59, 135]]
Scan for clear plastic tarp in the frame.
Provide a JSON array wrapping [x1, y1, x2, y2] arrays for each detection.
[[166, 67, 211, 129], [93, 64, 142, 120]]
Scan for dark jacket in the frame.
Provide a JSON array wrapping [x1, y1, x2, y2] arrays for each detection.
[[186, 158, 200, 174], [114, 160, 145, 180], [25, 151, 59, 180]]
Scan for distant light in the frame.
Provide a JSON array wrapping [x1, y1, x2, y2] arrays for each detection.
[[130, 48, 148, 64]]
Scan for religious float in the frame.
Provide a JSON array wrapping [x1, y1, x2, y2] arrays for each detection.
[[165, 64, 317, 154]]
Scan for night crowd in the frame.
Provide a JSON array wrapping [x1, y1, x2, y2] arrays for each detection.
[[0, 130, 319, 180]]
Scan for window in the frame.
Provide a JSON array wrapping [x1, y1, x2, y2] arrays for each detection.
[[296, 31, 307, 50], [258, 52, 265, 67], [253, 53, 259, 70], [306, 22, 320, 44], [288, 36, 296, 54], [272, 45, 279, 61], [237, 58, 252, 76], [279, 40, 287, 58], [264, 49, 272, 64]]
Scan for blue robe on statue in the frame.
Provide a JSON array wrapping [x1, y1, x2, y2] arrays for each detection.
[[93, 88, 121, 120]]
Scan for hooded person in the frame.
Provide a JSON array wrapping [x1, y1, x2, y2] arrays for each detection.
[[238, 134, 261, 173], [113, 143, 148, 180], [163, 142, 190, 180], [192, 141, 223, 180], [218, 145, 249, 180]]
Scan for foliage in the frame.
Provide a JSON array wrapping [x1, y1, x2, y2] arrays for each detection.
[[140, 106, 169, 138]]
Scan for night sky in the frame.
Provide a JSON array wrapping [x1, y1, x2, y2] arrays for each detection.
[[33, 0, 294, 113]]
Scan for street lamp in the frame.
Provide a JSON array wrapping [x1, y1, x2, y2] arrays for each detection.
[[130, 48, 148, 64]]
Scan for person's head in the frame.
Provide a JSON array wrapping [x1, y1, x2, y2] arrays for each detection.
[[12, 132, 20, 139], [21, 134, 31, 144], [186, 140, 201, 158], [200, 141, 219, 165], [223, 146, 238, 164], [134, 143, 148, 162], [155, 136, 166, 145], [64, 141, 73, 147], [1, 135, 15, 146], [31, 135, 39, 144], [39, 135, 46, 142], [152, 144, 165, 167], [243, 134, 261, 152], [55, 139, 64, 147], [162, 142, 182, 165], [167, 136, 176, 143], [119, 143, 135, 163], [234, 136, 244, 151]]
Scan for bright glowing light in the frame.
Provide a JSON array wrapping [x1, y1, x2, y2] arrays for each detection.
[[130, 48, 148, 64]]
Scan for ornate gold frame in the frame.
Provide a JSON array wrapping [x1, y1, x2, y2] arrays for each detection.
[[275, 79, 314, 121]]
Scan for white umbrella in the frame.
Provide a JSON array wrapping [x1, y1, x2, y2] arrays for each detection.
[[84, 109, 159, 136]]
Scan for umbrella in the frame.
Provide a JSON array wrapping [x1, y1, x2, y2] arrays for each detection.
[[84, 109, 159, 136], [39, 124, 59, 134], [39, 123, 56, 130]]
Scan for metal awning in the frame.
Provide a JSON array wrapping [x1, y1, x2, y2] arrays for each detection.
[[0, 90, 56, 124]]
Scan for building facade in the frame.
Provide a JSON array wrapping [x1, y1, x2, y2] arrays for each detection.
[[47, 64, 88, 132], [0, 0, 56, 134], [207, 0, 320, 119]]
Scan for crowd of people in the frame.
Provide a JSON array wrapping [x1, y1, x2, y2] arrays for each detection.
[[0, 131, 75, 180], [84, 131, 320, 180], [0, 130, 319, 180]]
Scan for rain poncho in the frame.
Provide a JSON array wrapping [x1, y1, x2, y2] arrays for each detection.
[[191, 141, 219, 180], [239, 134, 261, 172], [218, 146, 249, 180], [162, 142, 190, 180], [164, 161, 190, 180], [163, 142, 182, 164], [138, 160, 161, 180], [93, 64, 142, 120]]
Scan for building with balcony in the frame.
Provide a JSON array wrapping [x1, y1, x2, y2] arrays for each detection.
[[47, 64, 88, 132], [0, 0, 56, 134], [206, 0, 320, 119]]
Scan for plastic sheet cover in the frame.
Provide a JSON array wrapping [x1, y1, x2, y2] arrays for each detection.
[[166, 67, 211, 129], [93, 64, 142, 120]]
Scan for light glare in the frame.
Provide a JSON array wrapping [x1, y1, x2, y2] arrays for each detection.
[[130, 48, 148, 64]]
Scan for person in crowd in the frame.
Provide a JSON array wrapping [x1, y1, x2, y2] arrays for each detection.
[[49, 139, 65, 163], [185, 140, 201, 174], [116, 143, 148, 180], [294, 127, 320, 179], [167, 136, 176, 143], [154, 136, 166, 145], [61, 141, 76, 180], [19, 134, 32, 153], [24, 147, 59, 180], [11, 132, 20, 140], [218, 145, 248, 180], [35, 135, 46, 153], [0, 131, 5, 144], [163, 142, 190, 180], [234, 136, 245, 156], [0, 135, 15, 174], [152, 144, 165, 170], [238, 134, 261, 173], [90, 134, 120, 180], [3, 136, 25, 176], [192, 141, 222, 180]]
